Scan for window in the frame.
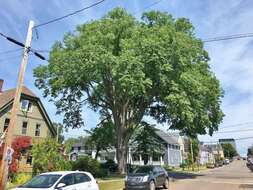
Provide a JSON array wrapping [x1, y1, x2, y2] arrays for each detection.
[[20, 99, 32, 112], [26, 156, 32, 165], [132, 153, 139, 161], [74, 173, 91, 184], [22, 121, 28, 135], [35, 124, 41, 137], [3, 118, 10, 131], [59, 174, 75, 186], [152, 154, 160, 161]]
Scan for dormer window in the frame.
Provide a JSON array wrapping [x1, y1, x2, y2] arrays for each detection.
[[20, 99, 32, 112]]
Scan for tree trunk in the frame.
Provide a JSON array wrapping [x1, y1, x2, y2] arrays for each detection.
[[116, 126, 126, 174], [95, 146, 100, 160]]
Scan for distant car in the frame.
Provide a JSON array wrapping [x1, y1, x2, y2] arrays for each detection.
[[124, 165, 169, 190], [207, 163, 215, 169], [11, 171, 99, 190], [243, 157, 247, 160], [224, 159, 230, 165], [216, 161, 223, 167]]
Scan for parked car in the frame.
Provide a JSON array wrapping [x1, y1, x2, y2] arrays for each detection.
[[224, 159, 230, 165], [11, 171, 99, 190], [124, 165, 169, 190], [215, 161, 223, 167], [206, 163, 215, 169]]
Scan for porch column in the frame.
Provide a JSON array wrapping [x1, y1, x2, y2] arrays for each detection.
[[139, 154, 142, 165]]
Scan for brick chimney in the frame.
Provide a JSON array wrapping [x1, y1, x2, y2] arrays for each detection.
[[0, 79, 3, 93]]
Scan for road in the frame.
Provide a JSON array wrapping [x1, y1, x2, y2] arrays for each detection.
[[169, 160, 253, 190]]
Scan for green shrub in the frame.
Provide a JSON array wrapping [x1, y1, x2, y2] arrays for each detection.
[[71, 156, 101, 177], [100, 159, 118, 173], [163, 165, 174, 171], [12, 173, 32, 185]]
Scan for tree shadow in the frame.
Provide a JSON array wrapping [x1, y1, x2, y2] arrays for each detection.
[[168, 171, 204, 180]]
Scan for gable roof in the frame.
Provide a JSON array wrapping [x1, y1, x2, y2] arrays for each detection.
[[155, 129, 179, 145], [0, 86, 56, 136], [0, 86, 37, 109]]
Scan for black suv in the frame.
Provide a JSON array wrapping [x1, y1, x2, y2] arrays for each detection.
[[124, 165, 169, 190]]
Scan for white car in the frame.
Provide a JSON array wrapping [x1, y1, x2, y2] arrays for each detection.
[[11, 171, 99, 190]]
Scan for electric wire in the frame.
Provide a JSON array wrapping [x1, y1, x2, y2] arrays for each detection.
[[34, 0, 106, 28]]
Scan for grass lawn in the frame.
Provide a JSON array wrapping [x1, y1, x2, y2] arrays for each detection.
[[98, 179, 124, 190]]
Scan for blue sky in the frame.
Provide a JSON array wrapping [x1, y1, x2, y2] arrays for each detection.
[[1, 0, 253, 156]]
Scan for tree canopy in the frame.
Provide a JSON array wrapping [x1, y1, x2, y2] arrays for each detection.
[[221, 143, 237, 159], [32, 138, 70, 175], [130, 122, 166, 165], [34, 8, 224, 173], [87, 119, 116, 159]]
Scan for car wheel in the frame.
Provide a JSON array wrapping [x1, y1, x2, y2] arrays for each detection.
[[163, 178, 169, 189], [149, 180, 156, 190]]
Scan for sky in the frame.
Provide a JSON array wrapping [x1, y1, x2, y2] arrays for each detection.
[[0, 0, 253, 156]]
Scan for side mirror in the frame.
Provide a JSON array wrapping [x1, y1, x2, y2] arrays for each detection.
[[56, 183, 66, 189]]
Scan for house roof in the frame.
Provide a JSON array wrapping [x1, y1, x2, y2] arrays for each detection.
[[0, 86, 37, 109], [72, 143, 84, 147], [0, 86, 56, 136], [155, 129, 179, 145]]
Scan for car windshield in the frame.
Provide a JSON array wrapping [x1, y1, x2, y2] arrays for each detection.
[[132, 166, 153, 174], [20, 174, 62, 188]]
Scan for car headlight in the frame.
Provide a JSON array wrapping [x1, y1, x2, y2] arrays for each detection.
[[142, 175, 149, 182]]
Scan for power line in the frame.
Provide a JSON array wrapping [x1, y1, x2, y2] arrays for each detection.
[[214, 128, 253, 134], [203, 136, 253, 144], [0, 55, 22, 62], [132, 0, 164, 16], [0, 48, 23, 55], [0, 31, 46, 60], [203, 32, 253, 43], [221, 121, 253, 129], [34, 0, 106, 28]]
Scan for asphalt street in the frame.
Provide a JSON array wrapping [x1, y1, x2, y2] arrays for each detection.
[[168, 160, 253, 190]]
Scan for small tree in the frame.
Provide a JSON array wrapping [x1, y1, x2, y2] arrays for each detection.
[[188, 138, 199, 163], [53, 123, 65, 144], [131, 122, 166, 165], [32, 138, 71, 176], [221, 143, 237, 159], [87, 119, 116, 159], [248, 146, 253, 157], [9, 136, 31, 176]]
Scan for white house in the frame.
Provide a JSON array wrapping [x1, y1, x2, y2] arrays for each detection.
[[69, 129, 183, 167]]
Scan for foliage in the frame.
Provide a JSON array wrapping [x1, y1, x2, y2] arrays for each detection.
[[130, 122, 165, 165], [221, 143, 237, 158], [31, 138, 71, 176], [9, 136, 32, 175], [53, 122, 65, 143], [100, 159, 118, 173], [34, 8, 224, 173], [64, 136, 88, 154], [71, 156, 102, 177], [248, 146, 253, 156], [87, 119, 116, 159], [12, 173, 32, 185], [188, 138, 199, 163]]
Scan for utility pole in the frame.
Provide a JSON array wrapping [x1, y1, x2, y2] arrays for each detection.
[[0, 20, 34, 190], [190, 138, 194, 171], [56, 126, 59, 143]]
